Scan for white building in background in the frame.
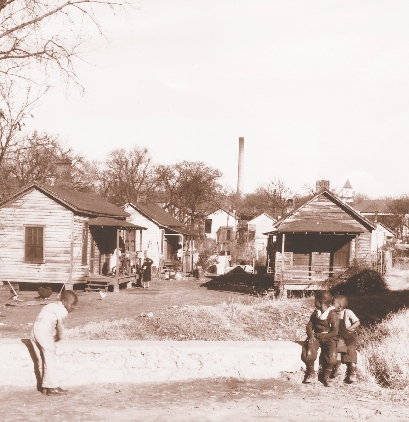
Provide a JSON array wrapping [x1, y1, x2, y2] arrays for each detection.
[[371, 223, 395, 252], [247, 213, 276, 259], [123, 202, 198, 273], [203, 208, 239, 239], [341, 179, 354, 203]]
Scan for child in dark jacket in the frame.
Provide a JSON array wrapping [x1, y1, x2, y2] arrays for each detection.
[[301, 290, 339, 386]]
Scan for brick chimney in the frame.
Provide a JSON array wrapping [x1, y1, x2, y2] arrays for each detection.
[[54, 159, 72, 187], [315, 180, 330, 194]]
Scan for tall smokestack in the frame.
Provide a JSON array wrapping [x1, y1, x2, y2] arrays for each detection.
[[237, 137, 244, 194]]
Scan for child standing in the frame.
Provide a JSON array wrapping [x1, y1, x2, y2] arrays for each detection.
[[332, 295, 360, 383], [142, 257, 153, 288], [30, 290, 78, 396], [301, 290, 339, 386]]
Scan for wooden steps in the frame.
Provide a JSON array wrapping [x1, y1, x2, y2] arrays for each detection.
[[85, 280, 110, 292]]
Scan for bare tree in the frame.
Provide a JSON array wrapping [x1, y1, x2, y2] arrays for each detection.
[[97, 146, 159, 205], [1, 0, 127, 87], [256, 178, 293, 220], [0, 130, 88, 198], [387, 195, 409, 241], [0, 83, 43, 169], [157, 160, 223, 226]]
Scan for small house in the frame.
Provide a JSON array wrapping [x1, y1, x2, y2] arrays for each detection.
[[0, 182, 145, 291], [123, 202, 198, 273], [266, 189, 377, 292]]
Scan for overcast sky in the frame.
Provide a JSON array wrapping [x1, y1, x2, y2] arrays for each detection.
[[25, 0, 409, 198]]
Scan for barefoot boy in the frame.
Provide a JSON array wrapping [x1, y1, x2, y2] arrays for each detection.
[[332, 294, 360, 383], [301, 290, 339, 386], [30, 290, 78, 395]]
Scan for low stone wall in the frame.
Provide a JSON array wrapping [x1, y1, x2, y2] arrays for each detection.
[[0, 339, 304, 386]]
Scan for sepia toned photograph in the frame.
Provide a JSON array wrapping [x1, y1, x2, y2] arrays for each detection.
[[1, 0, 409, 420]]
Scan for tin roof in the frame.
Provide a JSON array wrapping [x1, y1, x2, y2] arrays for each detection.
[[0, 183, 129, 218], [352, 199, 392, 214], [125, 202, 182, 227], [274, 190, 376, 234]]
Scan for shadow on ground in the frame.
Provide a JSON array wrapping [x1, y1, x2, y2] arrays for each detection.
[[201, 267, 274, 295], [348, 290, 409, 326]]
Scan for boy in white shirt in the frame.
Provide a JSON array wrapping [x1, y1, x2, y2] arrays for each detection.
[[332, 295, 360, 383], [30, 290, 78, 395]]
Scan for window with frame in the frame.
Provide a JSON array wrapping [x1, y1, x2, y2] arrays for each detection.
[[25, 226, 44, 263]]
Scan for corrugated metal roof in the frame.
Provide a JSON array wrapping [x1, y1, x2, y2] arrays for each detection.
[[275, 190, 376, 233], [126, 202, 185, 228], [0, 183, 129, 218], [352, 199, 392, 214]]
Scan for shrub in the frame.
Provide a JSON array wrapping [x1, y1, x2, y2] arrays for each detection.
[[321, 260, 388, 295], [195, 248, 219, 272]]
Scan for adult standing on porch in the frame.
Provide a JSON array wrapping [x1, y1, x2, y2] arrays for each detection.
[[142, 257, 153, 288]]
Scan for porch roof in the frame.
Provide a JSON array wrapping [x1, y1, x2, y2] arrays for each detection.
[[88, 217, 146, 230], [266, 220, 364, 234]]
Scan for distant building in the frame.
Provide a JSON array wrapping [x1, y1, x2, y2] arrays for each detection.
[[123, 202, 198, 272], [341, 180, 354, 203]]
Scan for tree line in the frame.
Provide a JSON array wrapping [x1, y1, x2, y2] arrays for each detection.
[[0, 132, 302, 227], [1, 0, 408, 241]]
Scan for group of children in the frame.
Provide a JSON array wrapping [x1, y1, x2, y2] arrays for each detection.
[[301, 290, 360, 387], [30, 287, 358, 396]]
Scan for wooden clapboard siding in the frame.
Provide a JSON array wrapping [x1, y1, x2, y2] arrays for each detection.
[[70, 216, 90, 283], [272, 191, 375, 287], [355, 232, 372, 261], [0, 190, 81, 284], [280, 195, 367, 231]]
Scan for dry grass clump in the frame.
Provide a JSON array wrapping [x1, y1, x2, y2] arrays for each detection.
[[358, 308, 409, 390], [66, 296, 312, 342], [66, 318, 131, 340]]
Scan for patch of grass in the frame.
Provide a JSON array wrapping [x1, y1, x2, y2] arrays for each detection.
[[66, 297, 312, 342], [358, 309, 409, 390]]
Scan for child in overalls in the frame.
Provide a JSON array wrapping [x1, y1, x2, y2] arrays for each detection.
[[332, 295, 360, 383], [30, 290, 78, 395], [301, 290, 339, 387]]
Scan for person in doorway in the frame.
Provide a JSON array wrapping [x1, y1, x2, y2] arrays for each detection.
[[142, 257, 153, 288], [30, 290, 78, 395]]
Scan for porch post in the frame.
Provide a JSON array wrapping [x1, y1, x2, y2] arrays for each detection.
[[114, 229, 120, 293], [281, 233, 287, 298], [181, 234, 184, 272], [139, 229, 143, 255]]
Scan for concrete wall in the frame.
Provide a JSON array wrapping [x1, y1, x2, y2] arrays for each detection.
[[0, 339, 303, 387]]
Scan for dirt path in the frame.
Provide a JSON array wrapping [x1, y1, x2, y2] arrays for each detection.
[[1, 377, 408, 421], [0, 278, 248, 338], [384, 268, 409, 291]]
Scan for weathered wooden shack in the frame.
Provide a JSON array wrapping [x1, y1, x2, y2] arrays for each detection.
[[0, 183, 145, 291], [266, 190, 376, 292]]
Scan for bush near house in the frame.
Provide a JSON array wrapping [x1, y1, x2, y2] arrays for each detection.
[[321, 260, 388, 295]]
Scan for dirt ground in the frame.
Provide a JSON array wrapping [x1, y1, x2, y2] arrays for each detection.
[[0, 278, 248, 338], [2, 272, 409, 421], [1, 377, 409, 421]]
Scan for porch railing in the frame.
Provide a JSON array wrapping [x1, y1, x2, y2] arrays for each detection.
[[274, 264, 347, 284]]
